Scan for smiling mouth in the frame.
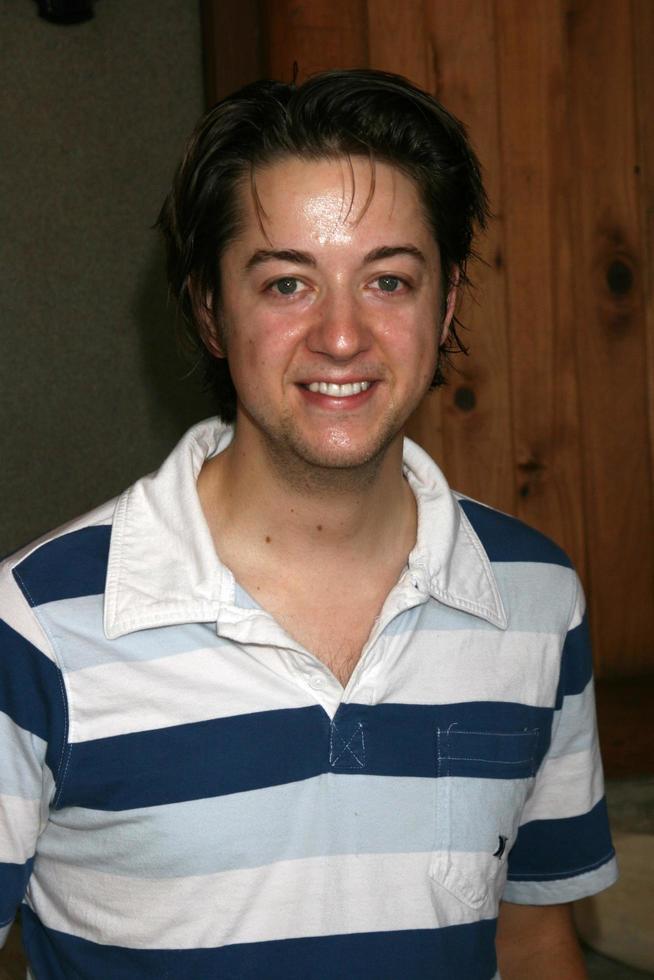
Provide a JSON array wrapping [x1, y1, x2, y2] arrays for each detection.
[[304, 381, 372, 397]]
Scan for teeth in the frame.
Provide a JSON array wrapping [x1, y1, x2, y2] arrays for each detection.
[[307, 381, 371, 396]]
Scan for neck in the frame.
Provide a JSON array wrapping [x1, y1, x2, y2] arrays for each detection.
[[198, 425, 416, 562]]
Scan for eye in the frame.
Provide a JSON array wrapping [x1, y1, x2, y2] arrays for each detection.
[[374, 275, 404, 293], [270, 277, 303, 296]]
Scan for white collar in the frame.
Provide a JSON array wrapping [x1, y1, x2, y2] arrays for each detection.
[[104, 418, 506, 639]]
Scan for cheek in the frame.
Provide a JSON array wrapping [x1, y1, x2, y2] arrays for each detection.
[[229, 312, 305, 382], [381, 312, 440, 365]]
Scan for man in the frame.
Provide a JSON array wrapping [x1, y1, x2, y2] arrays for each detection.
[[0, 70, 616, 978]]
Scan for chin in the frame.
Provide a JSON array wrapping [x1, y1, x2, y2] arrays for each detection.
[[285, 425, 403, 472]]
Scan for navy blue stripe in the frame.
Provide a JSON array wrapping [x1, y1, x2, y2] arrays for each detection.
[[12, 526, 110, 607], [338, 702, 549, 779], [459, 498, 572, 567], [61, 704, 328, 810], [508, 796, 614, 881], [60, 701, 551, 811], [21, 906, 498, 980], [0, 619, 66, 775], [1, 858, 34, 924], [555, 613, 593, 708]]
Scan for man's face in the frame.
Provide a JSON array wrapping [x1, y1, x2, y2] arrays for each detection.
[[215, 155, 454, 474]]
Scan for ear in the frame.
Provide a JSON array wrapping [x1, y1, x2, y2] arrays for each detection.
[[440, 267, 460, 345], [188, 277, 226, 359]]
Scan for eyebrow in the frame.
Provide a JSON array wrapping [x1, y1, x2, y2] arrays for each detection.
[[363, 244, 426, 265], [244, 244, 426, 272], [245, 249, 316, 271]]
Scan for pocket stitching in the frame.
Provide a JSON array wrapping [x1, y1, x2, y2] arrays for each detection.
[[443, 727, 539, 775], [430, 726, 539, 909]]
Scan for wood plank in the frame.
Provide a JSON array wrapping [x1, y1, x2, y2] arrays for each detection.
[[567, 0, 654, 676], [200, 0, 263, 105], [416, 0, 514, 511], [366, 0, 430, 82], [261, 0, 368, 82], [596, 677, 654, 778], [495, 0, 587, 574], [632, 0, 654, 585]]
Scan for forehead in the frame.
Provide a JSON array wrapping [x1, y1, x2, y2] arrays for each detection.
[[233, 155, 432, 250]]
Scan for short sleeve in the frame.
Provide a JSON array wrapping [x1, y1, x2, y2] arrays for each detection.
[[503, 575, 618, 904], [0, 559, 66, 944]]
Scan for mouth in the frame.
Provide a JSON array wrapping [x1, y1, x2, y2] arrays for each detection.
[[302, 380, 373, 398]]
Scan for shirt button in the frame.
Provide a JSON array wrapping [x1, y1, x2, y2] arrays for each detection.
[[309, 676, 324, 689]]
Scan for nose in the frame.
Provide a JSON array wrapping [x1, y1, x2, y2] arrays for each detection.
[[305, 289, 372, 361]]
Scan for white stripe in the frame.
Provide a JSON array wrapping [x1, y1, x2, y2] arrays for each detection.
[[0, 921, 13, 946], [28, 851, 482, 949], [66, 627, 564, 742], [374, 630, 561, 707], [520, 741, 604, 824], [548, 683, 596, 759], [0, 563, 54, 662], [67, 644, 316, 742], [0, 793, 40, 863], [65, 630, 566, 742], [0, 711, 47, 799], [504, 855, 617, 904], [568, 580, 586, 631]]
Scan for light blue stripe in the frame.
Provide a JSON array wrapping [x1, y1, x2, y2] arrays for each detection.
[[384, 562, 575, 635], [40, 595, 224, 672], [39, 771, 534, 878], [548, 682, 596, 759], [0, 710, 46, 799]]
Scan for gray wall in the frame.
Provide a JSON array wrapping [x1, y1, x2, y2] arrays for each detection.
[[0, 1, 213, 557]]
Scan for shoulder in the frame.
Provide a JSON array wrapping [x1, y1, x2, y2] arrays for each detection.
[[456, 494, 573, 570], [455, 495, 579, 635], [0, 503, 118, 757], [1, 497, 117, 614]]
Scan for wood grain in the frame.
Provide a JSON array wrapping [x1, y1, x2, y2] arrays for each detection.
[[632, 0, 654, 614], [262, 0, 368, 81], [421, 0, 514, 512], [567, 0, 654, 675], [200, 0, 263, 104], [366, 0, 430, 82], [595, 676, 654, 778], [495, 0, 587, 573]]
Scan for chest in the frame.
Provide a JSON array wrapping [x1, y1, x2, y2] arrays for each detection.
[[250, 585, 383, 686], [45, 607, 559, 938], [232, 562, 408, 688], [41, 690, 551, 955]]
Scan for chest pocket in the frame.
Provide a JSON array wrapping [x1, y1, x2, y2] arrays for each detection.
[[429, 725, 539, 910]]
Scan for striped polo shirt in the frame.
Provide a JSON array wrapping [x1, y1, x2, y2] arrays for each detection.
[[0, 419, 617, 979]]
